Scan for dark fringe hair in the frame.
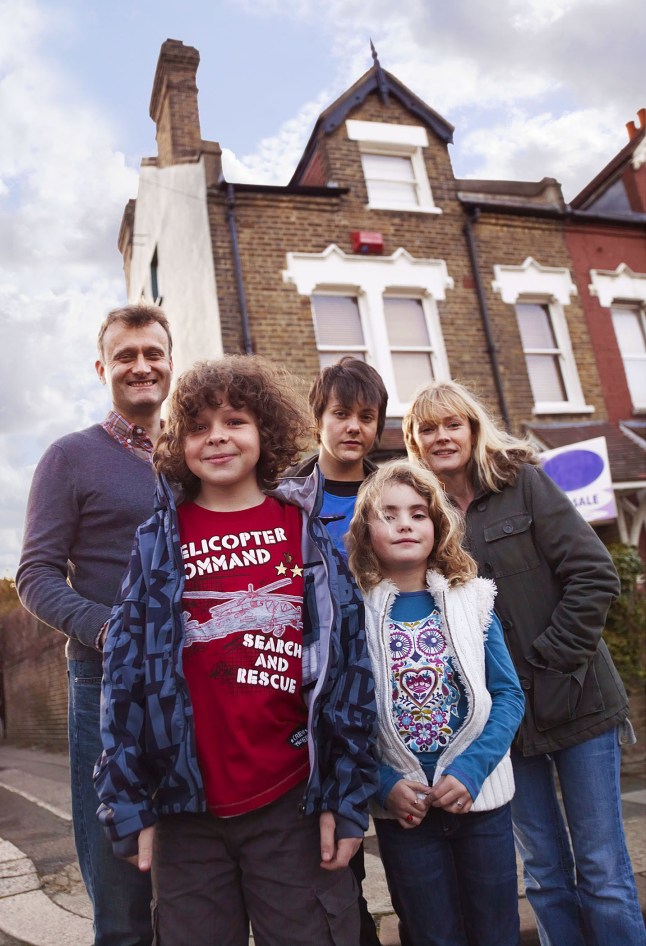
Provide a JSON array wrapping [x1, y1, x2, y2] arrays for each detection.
[[308, 357, 388, 441]]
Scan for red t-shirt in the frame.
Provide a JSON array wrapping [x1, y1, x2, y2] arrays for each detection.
[[177, 496, 310, 817]]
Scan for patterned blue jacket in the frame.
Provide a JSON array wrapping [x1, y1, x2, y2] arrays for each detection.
[[94, 467, 378, 857]]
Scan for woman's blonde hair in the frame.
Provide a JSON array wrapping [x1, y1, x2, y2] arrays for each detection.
[[402, 380, 537, 493], [347, 460, 477, 593]]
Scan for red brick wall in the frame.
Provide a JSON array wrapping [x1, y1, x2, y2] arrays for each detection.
[[565, 222, 646, 423]]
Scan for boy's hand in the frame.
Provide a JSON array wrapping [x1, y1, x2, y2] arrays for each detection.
[[319, 811, 361, 870], [428, 774, 473, 814], [386, 779, 432, 829], [125, 825, 155, 871]]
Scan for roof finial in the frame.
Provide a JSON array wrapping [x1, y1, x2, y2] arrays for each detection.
[[370, 38, 389, 105]]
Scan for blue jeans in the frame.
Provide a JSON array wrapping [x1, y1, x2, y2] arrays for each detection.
[[68, 659, 152, 946], [511, 727, 646, 946], [375, 803, 520, 946]]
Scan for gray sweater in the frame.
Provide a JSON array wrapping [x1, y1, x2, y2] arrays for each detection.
[[17, 424, 157, 662]]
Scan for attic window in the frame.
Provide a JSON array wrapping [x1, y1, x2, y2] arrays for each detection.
[[361, 153, 419, 208], [346, 120, 441, 214]]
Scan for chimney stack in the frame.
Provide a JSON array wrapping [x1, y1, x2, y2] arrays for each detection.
[[150, 40, 202, 167], [626, 107, 646, 141]]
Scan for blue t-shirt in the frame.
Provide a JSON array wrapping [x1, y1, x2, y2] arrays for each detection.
[[320, 480, 363, 562]]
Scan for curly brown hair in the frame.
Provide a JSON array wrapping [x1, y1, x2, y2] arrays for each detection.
[[154, 356, 309, 497], [347, 460, 477, 593]]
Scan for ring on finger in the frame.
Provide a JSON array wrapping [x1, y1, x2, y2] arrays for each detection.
[[455, 801, 463, 809], [406, 813, 414, 823]]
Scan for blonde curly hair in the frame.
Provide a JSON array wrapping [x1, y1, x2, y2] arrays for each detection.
[[347, 460, 477, 593]]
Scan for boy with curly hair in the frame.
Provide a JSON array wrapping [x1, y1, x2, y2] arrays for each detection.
[[95, 355, 377, 946]]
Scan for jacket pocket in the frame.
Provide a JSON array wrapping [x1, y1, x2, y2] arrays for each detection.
[[532, 662, 605, 731], [483, 513, 540, 578]]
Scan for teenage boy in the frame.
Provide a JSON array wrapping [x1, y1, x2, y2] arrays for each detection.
[[17, 305, 173, 946], [294, 356, 388, 946], [94, 356, 377, 946]]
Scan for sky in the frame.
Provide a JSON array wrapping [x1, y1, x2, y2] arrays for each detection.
[[0, 0, 643, 577]]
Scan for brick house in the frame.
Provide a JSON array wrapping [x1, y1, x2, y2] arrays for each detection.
[[558, 113, 646, 550], [119, 38, 645, 544]]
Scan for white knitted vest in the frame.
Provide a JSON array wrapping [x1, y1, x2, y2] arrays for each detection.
[[365, 570, 515, 818]]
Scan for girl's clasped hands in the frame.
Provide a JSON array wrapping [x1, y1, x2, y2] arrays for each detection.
[[386, 774, 473, 829]]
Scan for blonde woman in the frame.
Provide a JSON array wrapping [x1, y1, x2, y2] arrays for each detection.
[[347, 461, 524, 946], [404, 380, 645, 946]]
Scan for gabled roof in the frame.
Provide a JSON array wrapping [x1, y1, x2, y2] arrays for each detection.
[[570, 110, 646, 211], [290, 64, 454, 186]]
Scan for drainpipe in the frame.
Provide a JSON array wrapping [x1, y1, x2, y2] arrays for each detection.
[[463, 208, 511, 430], [225, 183, 254, 354]]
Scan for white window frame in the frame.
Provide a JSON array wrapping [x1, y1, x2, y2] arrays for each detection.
[[310, 291, 369, 364], [610, 304, 646, 410], [346, 119, 441, 214], [492, 257, 593, 415], [589, 264, 646, 411], [283, 244, 453, 416]]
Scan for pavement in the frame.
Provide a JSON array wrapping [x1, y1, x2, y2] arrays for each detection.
[[0, 736, 644, 946]]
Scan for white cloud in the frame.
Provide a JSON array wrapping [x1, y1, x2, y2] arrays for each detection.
[[461, 106, 628, 197], [0, 0, 138, 575], [232, 0, 639, 196], [2, 0, 642, 576], [224, 91, 332, 185]]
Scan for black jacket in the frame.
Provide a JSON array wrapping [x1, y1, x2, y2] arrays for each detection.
[[463, 463, 626, 756]]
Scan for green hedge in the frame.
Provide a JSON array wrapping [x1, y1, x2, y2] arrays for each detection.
[[604, 544, 646, 690]]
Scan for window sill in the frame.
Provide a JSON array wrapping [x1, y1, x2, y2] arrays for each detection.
[[365, 203, 443, 215], [533, 403, 596, 415]]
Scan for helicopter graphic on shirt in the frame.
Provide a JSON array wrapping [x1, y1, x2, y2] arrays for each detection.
[[182, 578, 303, 644]]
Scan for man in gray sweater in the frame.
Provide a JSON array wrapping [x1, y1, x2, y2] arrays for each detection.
[[17, 304, 173, 946]]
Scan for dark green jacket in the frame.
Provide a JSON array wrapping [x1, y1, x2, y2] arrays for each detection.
[[463, 463, 626, 756]]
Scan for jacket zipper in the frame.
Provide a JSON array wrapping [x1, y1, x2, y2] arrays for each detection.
[[161, 478, 206, 811]]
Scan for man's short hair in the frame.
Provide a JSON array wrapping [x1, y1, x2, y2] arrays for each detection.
[[97, 304, 173, 359], [308, 357, 388, 440]]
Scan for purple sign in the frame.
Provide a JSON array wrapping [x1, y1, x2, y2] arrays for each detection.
[[542, 449, 605, 491]]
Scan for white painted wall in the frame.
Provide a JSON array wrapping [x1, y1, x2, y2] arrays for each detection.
[[128, 157, 223, 379]]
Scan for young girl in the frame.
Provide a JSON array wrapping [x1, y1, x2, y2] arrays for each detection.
[[347, 460, 525, 946], [95, 355, 377, 946]]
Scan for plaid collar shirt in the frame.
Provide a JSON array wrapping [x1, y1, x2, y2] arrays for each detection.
[[102, 410, 158, 463]]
